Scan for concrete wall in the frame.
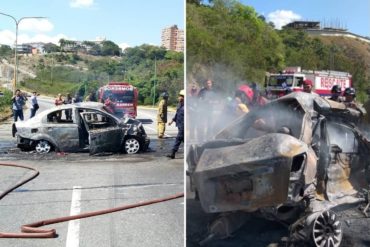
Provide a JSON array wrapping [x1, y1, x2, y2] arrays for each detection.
[[305, 29, 370, 44]]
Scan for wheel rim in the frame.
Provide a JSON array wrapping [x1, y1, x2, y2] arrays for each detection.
[[35, 140, 51, 154], [312, 210, 342, 247], [125, 138, 140, 154]]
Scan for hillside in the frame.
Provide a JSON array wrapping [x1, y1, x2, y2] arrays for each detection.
[[0, 45, 184, 105], [187, 1, 370, 101], [316, 36, 370, 77]]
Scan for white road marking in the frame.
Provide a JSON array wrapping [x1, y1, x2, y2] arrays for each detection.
[[66, 186, 82, 247]]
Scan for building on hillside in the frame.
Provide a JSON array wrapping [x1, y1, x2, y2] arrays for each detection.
[[27, 42, 46, 54], [16, 44, 32, 54], [161, 25, 184, 52], [283, 20, 370, 44], [283, 21, 320, 30]]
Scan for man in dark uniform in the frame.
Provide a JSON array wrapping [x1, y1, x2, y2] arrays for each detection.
[[329, 85, 343, 102], [166, 89, 184, 159], [343, 87, 366, 116]]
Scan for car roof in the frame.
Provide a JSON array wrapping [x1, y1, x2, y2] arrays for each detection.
[[35, 102, 107, 118]]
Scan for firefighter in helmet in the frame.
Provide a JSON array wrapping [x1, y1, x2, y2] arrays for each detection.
[[343, 87, 366, 116], [157, 92, 169, 138], [329, 85, 343, 102], [344, 87, 356, 104]]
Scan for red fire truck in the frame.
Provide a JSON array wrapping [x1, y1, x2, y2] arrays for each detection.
[[265, 66, 352, 98], [97, 82, 138, 118]]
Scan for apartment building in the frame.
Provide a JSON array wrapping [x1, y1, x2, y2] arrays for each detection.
[[161, 25, 184, 52]]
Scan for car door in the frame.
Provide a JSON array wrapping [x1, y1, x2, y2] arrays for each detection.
[[80, 111, 123, 154], [45, 109, 80, 151]]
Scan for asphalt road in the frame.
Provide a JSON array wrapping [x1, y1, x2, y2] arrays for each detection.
[[0, 100, 184, 247]]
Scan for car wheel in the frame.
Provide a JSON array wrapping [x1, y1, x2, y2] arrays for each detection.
[[35, 140, 52, 154], [312, 210, 342, 247], [124, 137, 140, 154]]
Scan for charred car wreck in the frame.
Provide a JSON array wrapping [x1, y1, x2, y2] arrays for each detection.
[[187, 92, 370, 246], [13, 102, 149, 154]]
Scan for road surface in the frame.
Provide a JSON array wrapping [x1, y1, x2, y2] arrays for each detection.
[[0, 99, 184, 247]]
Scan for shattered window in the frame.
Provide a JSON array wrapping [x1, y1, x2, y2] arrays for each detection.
[[80, 110, 116, 129], [47, 109, 73, 123]]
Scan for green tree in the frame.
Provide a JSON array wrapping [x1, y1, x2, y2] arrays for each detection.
[[43, 43, 60, 53], [101, 40, 121, 56], [0, 45, 12, 57]]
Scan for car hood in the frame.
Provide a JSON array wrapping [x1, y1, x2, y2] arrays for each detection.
[[190, 133, 308, 213]]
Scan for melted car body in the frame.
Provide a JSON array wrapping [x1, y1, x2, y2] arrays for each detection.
[[13, 102, 149, 154], [187, 92, 370, 245]]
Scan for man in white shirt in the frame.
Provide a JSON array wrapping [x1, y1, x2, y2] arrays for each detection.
[[30, 91, 39, 118]]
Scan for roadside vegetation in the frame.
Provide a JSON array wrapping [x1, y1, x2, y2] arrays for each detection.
[[187, 0, 370, 101], [0, 88, 13, 120], [1, 43, 183, 106]]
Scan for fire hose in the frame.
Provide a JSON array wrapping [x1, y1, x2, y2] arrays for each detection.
[[0, 162, 184, 238]]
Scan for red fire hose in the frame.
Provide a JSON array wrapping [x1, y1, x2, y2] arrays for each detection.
[[0, 162, 184, 238]]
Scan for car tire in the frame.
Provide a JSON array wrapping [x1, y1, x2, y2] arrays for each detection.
[[124, 137, 141, 154], [35, 140, 52, 154]]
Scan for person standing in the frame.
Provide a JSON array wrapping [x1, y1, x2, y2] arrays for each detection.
[[166, 89, 184, 159], [30, 91, 39, 118], [157, 92, 169, 138], [197, 79, 216, 140], [55, 93, 64, 106], [104, 95, 116, 114], [343, 87, 366, 113], [64, 93, 73, 120], [302, 79, 319, 96], [12, 89, 26, 122]]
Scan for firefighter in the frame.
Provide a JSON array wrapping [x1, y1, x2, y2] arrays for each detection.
[[166, 89, 184, 159], [343, 87, 366, 116], [329, 85, 343, 102], [157, 92, 169, 138]]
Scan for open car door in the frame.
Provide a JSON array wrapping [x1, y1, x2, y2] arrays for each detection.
[[80, 111, 123, 155]]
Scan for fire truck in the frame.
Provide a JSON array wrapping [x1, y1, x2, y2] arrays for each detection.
[[97, 82, 138, 118], [265, 66, 352, 98]]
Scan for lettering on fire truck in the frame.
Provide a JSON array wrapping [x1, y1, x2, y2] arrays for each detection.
[[319, 77, 348, 89]]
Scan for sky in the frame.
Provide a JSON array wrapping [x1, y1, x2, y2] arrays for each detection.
[[241, 0, 370, 38], [0, 0, 184, 50]]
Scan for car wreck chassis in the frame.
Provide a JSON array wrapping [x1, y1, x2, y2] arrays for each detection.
[[187, 93, 370, 246]]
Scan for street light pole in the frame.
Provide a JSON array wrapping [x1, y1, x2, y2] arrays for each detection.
[[0, 12, 46, 94], [152, 56, 157, 107]]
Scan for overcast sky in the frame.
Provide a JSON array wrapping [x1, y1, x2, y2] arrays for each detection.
[[0, 0, 184, 50]]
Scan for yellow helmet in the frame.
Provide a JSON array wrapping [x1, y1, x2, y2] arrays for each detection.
[[179, 89, 185, 96]]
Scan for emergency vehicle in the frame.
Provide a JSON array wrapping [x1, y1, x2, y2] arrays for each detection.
[[97, 82, 138, 118], [265, 66, 352, 98]]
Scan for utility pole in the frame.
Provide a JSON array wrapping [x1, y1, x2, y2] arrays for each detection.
[[0, 12, 46, 94], [152, 56, 157, 107]]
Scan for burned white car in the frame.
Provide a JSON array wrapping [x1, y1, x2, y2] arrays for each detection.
[[187, 92, 370, 246], [12, 102, 150, 154]]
